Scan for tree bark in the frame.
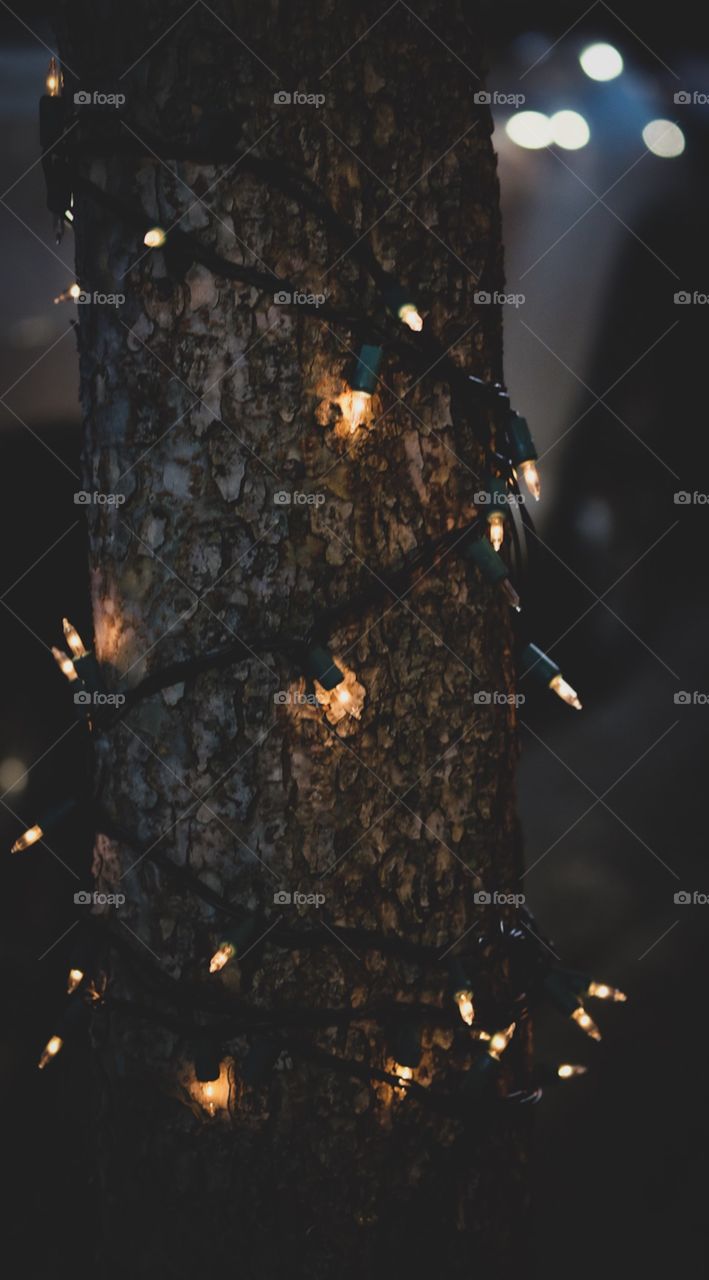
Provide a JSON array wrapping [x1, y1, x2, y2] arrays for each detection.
[[57, 2, 528, 1275]]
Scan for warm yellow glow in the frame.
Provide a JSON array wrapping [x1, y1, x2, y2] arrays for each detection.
[[336, 686, 352, 705], [398, 304, 423, 332], [349, 390, 371, 430], [549, 673, 582, 711], [53, 283, 81, 305], [62, 617, 88, 659], [587, 981, 627, 1003], [455, 989, 475, 1026], [315, 661, 366, 726], [558, 1063, 588, 1079], [45, 57, 62, 97], [144, 226, 167, 248], [67, 967, 84, 994], [572, 1007, 601, 1041], [190, 1061, 231, 1116], [209, 942, 236, 974], [488, 1021, 516, 1060], [11, 824, 43, 854], [51, 646, 79, 682], [520, 458, 541, 501], [394, 1064, 413, 1086], [488, 512, 505, 552], [38, 1034, 63, 1069]]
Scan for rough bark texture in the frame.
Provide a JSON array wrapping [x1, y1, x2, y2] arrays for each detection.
[[58, 2, 528, 1275]]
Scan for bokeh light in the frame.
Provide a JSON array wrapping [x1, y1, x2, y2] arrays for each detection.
[[505, 110, 552, 149], [579, 42, 624, 81], [642, 119, 685, 157], [550, 110, 590, 150]]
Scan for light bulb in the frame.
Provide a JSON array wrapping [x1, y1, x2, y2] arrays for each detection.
[[579, 43, 623, 82], [67, 967, 84, 994], [642, 120, 685, 159], [51, 646, 79, 682], [143, 226, 167, 248], [557, 1063, 587, 1079], [45, 56, 63, 97], [488, 512, 505, 552], [53, 283, 81, 305], [520, 459, 541, 501], [398, 304, 423, 332], [394, 1064, 413, 1087], [11, 824, 43, 854], [335, 687, 352, 706], [455, 989, 475, 1027], [488, 1021, 516, 1061], [209, 942, 236, 974], [571, 1007, 601, 1041], [203, 1081, 216, 1116], [349, 390, 371, 430], [62, 617, 88, 660], [549, 673, 582, 711], [587, 981, 627, 1003], [38, 1034, 63, 1069]]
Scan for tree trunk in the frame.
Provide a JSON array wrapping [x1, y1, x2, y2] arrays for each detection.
[[57, 2, 527, 1274]]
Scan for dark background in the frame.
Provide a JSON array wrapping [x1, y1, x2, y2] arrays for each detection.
[[1, 3, 706, 1274]]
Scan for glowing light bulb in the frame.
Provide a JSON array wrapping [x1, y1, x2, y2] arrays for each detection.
[[62, 617, 88, 660], [572, 1007, 601, 1041], [11, 824, 43, 854], [550, 110, 590, 151], [394, 1064, 413, 1086], [587, 981, 627, 1003], [488, 512, 505, 552], [642, 120, 685, 159], [520, 459, 541, 501], [38, 1034, 63, 1069], [203, 1081, 217, 1116], [67, 968, 84, 994], [45, 56, 62, 97], [143, 226, 167, 248], [51, 646, 79, 682], [549, 673, 582, 711], [505, 111, 552, 150], [53, 283, 81, 305], [455, 989, 475, 1027], [579, 43, 623, 81], [488, 1021, 516, 1061], [398, 304, 423, 332], [349, 390, 371, 430], [557, 1063, 588, 1079], [335, 687, 352, 706], [209, 942, 236, 974]]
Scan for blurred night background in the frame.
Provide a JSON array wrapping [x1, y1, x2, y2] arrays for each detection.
[[0, 2, 705, 1274]]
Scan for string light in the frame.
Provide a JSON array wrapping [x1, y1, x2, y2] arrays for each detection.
[[343, 343, 383, 430], [557, 1063, 588, 1079], [62, 617, 88, 660], [45, 56, 63, 97], [143, 226, 167, 248], [521, 643, 582, 710], [587, 981, 627, 1003], [208, 920, 259, 974], [455, 988, 475, 1026], [67, 967, 84, 994], [579, 43, 623, 81], [51, 646, 79, 682], [487, 1021, 516, 1061], [384, 284, 424, 331], [315, 660, 366, 725], [209, 942, 236, 974], [9, 798, 76, 854], [462, 533, 521, 611], [506, 412, 540, 501], [38, 1034, 63, 1069], [11, 823, 43, 853], [571, 1007, 601, 1041], [53, 282, 81, 304]]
